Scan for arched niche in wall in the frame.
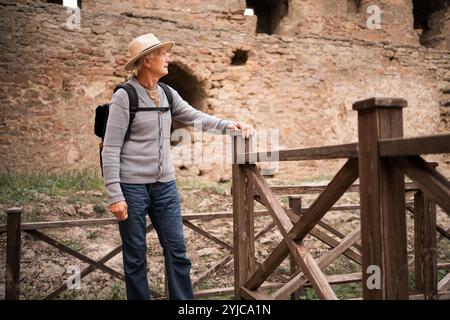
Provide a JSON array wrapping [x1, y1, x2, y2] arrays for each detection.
[[413, 0, 449, 49], [245, 0, 289, 35], [160, 62, 207, 144]]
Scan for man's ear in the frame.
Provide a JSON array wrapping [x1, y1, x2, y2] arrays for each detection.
[[144, 55, 151, 68]]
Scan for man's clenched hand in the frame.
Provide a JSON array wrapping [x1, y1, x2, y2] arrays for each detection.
[[109, 200, 128, 221]]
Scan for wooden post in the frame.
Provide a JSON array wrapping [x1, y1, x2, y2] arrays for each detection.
[[414, 191, 437, 299], [5, 207, 22, 300], [353, 97, 409, 299], [232, 133, 255, 299], [288, 196, 303, 300]]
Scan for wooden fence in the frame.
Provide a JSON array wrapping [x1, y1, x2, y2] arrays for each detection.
[[232, 97, 450, 300], [2, 97, 450, 300]]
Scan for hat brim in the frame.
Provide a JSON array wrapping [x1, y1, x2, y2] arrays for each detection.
[[124, 41, 174, 71]]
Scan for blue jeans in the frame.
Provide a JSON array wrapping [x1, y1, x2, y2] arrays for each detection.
[[119, 180, 194, 300]]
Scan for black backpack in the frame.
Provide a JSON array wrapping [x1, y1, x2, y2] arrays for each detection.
[[94, 82, 173, 175]]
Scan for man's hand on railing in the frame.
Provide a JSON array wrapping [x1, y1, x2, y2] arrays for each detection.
[[227, 121, 255, 138], [109, 200, 128, 221]]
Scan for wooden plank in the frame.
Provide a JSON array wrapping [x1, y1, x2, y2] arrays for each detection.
[[242, 143, 358, 163], [414, 191, 438, 299], [408, 207, 450, 241], [285, 209, 362, 264], [254, 181, 418, 196], [0, 211, 271, 233], [249, 165, 293, 233], [246, 158, 359, 291], [184, 220, 233, 252], [1, 217, 118, 232], [295, 243, 337, 300], [232, 135, 255, 299], [325, 273, 362, 285], [43, 223, 159, 300], [288, 196, 303, 300], [309, 227, 362, 265], [194, 283, 283, 299], [379, 134, 450, 157], [5, 208, 22, 300], [249, 165, 337, 300], [316, 221, 362, 252], [437, 225, 450, 241], [301, 264, 450, 289], [353, 97, 408, 110], [397, 156, 450, 215], [192, 255, 233, 288], [273, 229, 361, 299], [26, 230, 124, 281], [438, 273, 450, 291], [355, 99, 409, 300]]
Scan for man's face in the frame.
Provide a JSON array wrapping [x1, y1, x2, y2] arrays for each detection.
[[148, 48, 172, 77]]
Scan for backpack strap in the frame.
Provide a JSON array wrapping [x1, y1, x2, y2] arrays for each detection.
[[158, 82, 173, 112], [114, 83, 139, 141]]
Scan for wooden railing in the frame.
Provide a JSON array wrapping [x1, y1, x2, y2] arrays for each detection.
[[232, 97, 450, 300], [3, 97, 450, 300]]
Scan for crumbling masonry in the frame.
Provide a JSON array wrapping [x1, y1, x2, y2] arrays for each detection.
[[0, 0, 449, 178]]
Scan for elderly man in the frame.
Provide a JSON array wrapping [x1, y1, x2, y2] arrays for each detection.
[[102, 33, 254, 300]]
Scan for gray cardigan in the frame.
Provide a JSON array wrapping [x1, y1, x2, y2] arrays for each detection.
[[102, 77, 232, 204]]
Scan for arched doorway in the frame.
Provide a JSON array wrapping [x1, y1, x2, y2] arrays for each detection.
[[160, 62, 207, 143], [245, 0, 289, 35]]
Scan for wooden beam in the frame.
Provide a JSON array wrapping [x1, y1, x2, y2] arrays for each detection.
[[43, 224, 159, 300], [414, 191, 438, 299], [184, 220, 233, 252], [248, 165, 337, 300], [192, 255, 233, 288], [288, 197, 303, 300], [354, 97, 409, 299], [194, 283, 283, 299], [246, 158, 358, 291], [254, 181, 418, 196], [26, 230, 124, 281], [273, 229, 361, 299], [396, 156, 450, 215], [241, 143, 358, 162], [232, 135, 255, 299], [438, 273, 450, 291], [5, 208, 22, 300], [379, 134, 450, 157], [285, 209, 362, 265]]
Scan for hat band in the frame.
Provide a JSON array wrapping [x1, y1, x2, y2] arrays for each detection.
[[135, 42, 163, 58]]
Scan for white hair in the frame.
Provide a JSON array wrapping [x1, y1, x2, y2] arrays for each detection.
[[134, 51, 155, 72]]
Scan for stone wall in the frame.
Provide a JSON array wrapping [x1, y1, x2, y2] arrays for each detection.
[[0, 0, 449, 180]]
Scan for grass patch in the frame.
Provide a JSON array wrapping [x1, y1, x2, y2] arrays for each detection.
[[332, 282, 363, 299], [62, 239, 84, 252], [86, 231, 99, 240], [109, 282, 126, 300], [0, 169, 103, 205]]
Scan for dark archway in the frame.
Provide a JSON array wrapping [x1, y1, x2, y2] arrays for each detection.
[[245, 0, 289, 35], [160, 63, 206, 112], [160, 62, 207, 145], [413, 0, 449, 48]]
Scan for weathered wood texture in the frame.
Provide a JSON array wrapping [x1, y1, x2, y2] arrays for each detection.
[[354, 97, 409, 299]]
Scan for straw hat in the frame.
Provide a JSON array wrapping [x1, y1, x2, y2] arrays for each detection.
[[124, 33, 174, 71]]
